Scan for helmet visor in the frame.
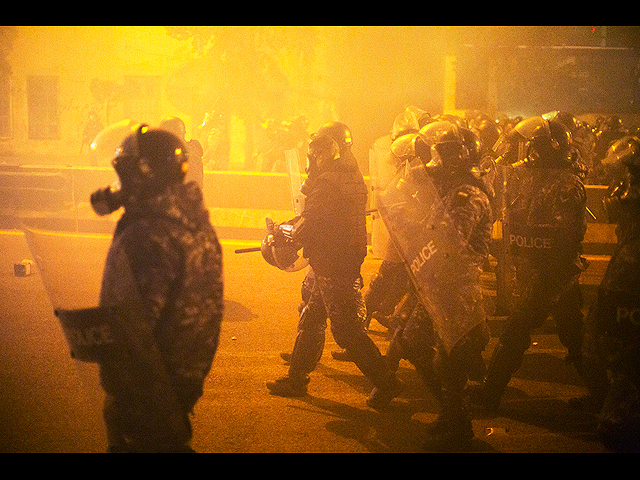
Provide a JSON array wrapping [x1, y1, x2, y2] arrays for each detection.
[[602, 135, 640, 166]]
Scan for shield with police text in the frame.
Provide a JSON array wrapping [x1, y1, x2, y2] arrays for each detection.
[[54, 306, 123, 363], [375, 159, 485, 353], [595, 289, 640, 342]]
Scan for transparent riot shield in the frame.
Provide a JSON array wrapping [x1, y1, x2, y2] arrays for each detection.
[[595, 289, 640, 345], [369, 135, 402, 261], [24, 227, 190, 447], [23, 228, 113, 413], [375, 159, 485, 353], [285, 148, 305, 216], [492, 161, 521, 314], [23, 228, 111, 310]]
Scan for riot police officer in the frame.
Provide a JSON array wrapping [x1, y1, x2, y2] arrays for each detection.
[[365, 107, 430, 332], [266, 124, 402, 407], [375, 120, 493, 451], [581, 135, 640, 452], [476, 118, 588, 414], [91, 125, 223, 452]]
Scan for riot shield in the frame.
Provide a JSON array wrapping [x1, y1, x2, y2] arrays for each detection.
[[285, 148, 305, 216], [25, 227, 190, 447], [492, 161, 521, 313], [54, 301, 191, 448], [23, 228, 113, 413], [595, 289, 640, 344], [369, 135, 402, 261], [375, 159, 485, 353], [54, 306, 122, 363], [24, 228, 112, 310], [89, 119, 141, 167]]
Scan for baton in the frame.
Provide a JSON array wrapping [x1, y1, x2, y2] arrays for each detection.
[[234, 247, 262, 254]]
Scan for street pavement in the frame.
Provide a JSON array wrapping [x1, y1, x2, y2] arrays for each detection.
[[0, 229, 612, 453]]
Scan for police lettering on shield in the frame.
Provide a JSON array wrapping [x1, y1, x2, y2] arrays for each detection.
[[508, 233, 552, 250], [410, 239, 438, 276]]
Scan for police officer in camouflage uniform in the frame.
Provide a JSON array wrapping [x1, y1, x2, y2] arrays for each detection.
[[266, 123, 401, 407], [385, 121, 493, 451], [476, 118, 587, 414], [93, 125, 224, 452], [365, 107, 430, 332], [581, 135, 640, 452]]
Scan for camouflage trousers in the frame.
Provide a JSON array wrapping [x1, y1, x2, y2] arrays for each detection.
[[288, 269, 394, 390]]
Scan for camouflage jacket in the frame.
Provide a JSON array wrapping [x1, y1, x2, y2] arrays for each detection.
[[100, 181, 223, 392], [433, 171, 494, 268]]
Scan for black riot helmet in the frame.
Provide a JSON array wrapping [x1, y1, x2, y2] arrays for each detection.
[[603, 135, 640, 176], [475, 119, 502, 156], [91, 124, 189, 216], [491, 116, 547, 166], [306, 134, 341, 177], [417, 120, 467, 172], [113, 124, 189, 195], [554, 111, 581, 133], [524, 118, 573, 168], [391, 106, 430, 141], [390, 132, 421, 163], [601, 135, 640, 223], [436, 113, 469, 129], [460, 127, 481, 167], [314, 121, 353, 153]]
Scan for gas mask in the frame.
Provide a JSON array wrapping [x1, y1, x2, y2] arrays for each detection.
[[90, 124, 188, 216], [90, 180, 125, 216]]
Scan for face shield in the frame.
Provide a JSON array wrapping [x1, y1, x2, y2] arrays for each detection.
[[111, 125, 150, 191], [603, 135, 640, 168], [306, 135, 340, 176], [390, 133, 419, 162], [89, 119, 142, 167], [425, 142, 463, 170], [492, 116, 547, 166], [391, 106, 428, 141], [602, 135, 640, 192], [418, 121, 465, 171]]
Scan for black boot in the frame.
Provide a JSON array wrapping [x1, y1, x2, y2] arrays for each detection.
[[476, 341, 526, 413], [266, 375, 310, 397], [422, 384, 473, 452], [366, 375, 404, 410]]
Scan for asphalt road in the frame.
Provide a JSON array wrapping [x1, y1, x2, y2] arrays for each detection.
[[0, 229, 612, 453]]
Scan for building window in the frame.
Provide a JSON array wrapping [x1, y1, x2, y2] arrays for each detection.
[[0, 74, 11, 138], [27, 76, 59, 139]]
